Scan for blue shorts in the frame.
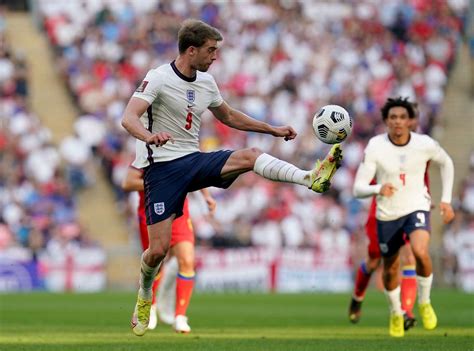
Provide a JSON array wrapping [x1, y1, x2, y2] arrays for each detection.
[[143, 150, 235, 225], [376, 211, 430, 257]]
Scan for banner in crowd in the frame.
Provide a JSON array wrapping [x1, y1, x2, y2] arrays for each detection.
[[38, 246, 107, 292], [0, 246, 106, 292], [195, 247, 352, 293], [0, 258, 42, 292]]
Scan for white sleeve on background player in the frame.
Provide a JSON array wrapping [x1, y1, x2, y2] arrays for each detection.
[[208, 75, 224, 108], [353, 141, 382, 198], [427, 137, 454, 203], [132, 69, 163, 105]]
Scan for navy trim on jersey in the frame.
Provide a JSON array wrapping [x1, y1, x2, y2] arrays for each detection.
[[146, 105, 154, 166], [388, 132, 411, 147], [170, 60, 196, 82]]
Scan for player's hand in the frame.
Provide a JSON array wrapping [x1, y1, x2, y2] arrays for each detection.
[[440, 202, 455, 224], [146, 132, 174, 147], [379, 183, 397, 197], [272, 126, 297, 141], [204, 196, 217, 216]]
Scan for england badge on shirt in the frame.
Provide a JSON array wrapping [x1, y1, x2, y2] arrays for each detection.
[[186, 89, 195, 103]]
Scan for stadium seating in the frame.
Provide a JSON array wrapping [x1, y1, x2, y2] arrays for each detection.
[[0, 14, 106, 291]]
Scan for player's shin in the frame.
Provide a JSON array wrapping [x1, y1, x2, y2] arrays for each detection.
[[175, 271, 195, 317], [384, 286, 403, 315], [401, 266, 417, 317], [139, 253, 162, 300], [416, 273, 433, 305], [253, 153, 310, 186], [354, 261, 373, 300]]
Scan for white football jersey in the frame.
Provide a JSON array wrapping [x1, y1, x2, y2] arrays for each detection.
[[131, 61, 223, 167], [353, 132, 453, 221]]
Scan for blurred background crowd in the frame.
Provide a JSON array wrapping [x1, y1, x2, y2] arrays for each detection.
[[0, 0, 472, 290]]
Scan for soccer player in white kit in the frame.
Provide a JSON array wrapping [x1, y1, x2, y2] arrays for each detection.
[[121, 19, 343, 337], [353, 97, 455, 337]]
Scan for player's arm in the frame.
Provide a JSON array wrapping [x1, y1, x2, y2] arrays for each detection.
[[429, 139, 455, 223], [121, 70, 173, 146], [199, 188, 216, 215], [353, 143, 396, 198], [121, 97, 173, 146], [353, 162, 381, 198], [209, 101, 296, 141], [122, 166, 144, 192]]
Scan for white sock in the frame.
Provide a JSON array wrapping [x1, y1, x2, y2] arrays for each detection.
[[384, 286, 403, 315], [417, 274, 433, 305], [253, 153, 310, 187], [138, 254, 161, 300]]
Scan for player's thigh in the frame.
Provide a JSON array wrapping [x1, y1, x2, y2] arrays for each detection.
[[409, 229, 430, 258], [376, 218, 405, 258], [170, 241, 195, 273], [399, 241, 416, 266], [220, 148, 263, 180], [383, 252, 400, 275], [147, 215, 175, 254]]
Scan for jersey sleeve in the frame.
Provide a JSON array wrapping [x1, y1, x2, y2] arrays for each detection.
[[132, 69, 163, 105], [353, 139, 382, 198], [208, 76, 223, 108]]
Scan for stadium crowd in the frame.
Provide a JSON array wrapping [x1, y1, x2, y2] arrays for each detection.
[[1, 0, 471, 290], [0, 10, 101, 269]]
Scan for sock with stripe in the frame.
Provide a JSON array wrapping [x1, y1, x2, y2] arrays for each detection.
[[353, 261, 373, 301], [253, 153, 311, 187], [175, 271, 195, 316], [401, 266, 417, 318]]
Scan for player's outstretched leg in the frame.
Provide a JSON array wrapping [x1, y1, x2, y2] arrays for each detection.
[[252, 144, 343, 194], [309, 144, 343, 193]]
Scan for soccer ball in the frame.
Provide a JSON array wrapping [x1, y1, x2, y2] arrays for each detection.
[[312, 105, 352, 144]]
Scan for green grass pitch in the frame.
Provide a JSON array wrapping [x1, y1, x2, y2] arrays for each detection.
[[0, 290, 472, 350]]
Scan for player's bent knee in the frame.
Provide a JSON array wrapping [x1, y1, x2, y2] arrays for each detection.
[[242, 147, 263, 166], [147, 246, 168, 261], [178, 257, 195, 272], [412, 245, 429, 260], [367, 258, 381, 271]]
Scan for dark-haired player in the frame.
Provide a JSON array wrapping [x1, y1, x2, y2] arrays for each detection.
[[349, 102, 423, 330], [353, 97, 454, 337]]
